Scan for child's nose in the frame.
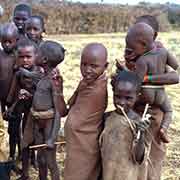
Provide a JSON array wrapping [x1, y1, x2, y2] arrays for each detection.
[[86, 66, 92, 73]]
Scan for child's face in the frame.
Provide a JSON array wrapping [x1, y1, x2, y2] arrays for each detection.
[[1, 34, 17, 54], [13, 10, 29, 32], [113, 81, 137, 114], [17, 46, 36, 69], [80, 54, 107, 83], [126, 35, 146, 56], [26, 18, 43, 43]]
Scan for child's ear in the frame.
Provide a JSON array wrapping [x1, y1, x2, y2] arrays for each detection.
[[105, 62, 109, 69]]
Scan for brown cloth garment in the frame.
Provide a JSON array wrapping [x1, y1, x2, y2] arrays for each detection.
[[135, 104, 166, 180], [100, 111, 151, 180], [64, 74, 107, 180]]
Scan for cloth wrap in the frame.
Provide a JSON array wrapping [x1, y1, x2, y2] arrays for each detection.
[[22, 108, 55, 148], [100, 111, 151, 180], [64, 74, 107, 180]]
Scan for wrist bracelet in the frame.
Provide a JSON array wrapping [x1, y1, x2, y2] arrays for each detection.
[[148, 74, 153, 82], [143, 75, 148, 82]]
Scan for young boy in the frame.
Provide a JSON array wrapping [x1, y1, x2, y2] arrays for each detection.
[[64, 43, 108, 180], [6, 38, 43, 179], [101, 70, 151, 180], [25, 15, 45, 45], [13, 3, 31, 37], [0, 23, 19, 114], [126, 22, 179, 142], [22, 41, 67, 180]]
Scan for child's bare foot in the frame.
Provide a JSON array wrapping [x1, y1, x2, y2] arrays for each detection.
[[158, 128, 170, 144]]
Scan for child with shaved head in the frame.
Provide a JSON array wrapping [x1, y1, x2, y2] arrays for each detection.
[[0, 23, 19, 114], [125, 22, 179, 179], [64, 43, 108, 180]]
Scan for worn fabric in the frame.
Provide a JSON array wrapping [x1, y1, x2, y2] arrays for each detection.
[[64, 74, 107, 180], [135, 104, 166, 180], [31, 108, 54, 120], [100, 111, 151, 180]]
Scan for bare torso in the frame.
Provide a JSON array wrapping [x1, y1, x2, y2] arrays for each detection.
[[32, 76, 54, 111]]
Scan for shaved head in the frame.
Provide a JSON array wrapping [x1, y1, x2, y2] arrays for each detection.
[[81, 43, 108, 83], [81, 43, 107, 65], [127, 22, 154, 46], [1, 23, 19, 38]]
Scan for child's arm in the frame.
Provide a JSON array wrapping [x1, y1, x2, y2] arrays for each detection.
[[158, 95, 172, 144], [6, 72, 19, 106], [132, 114, 151, 164], [145, 72, 179, 85], [167, 51, 179, 71], [45, 74, 67, 148], [135, 57, 148, 81]]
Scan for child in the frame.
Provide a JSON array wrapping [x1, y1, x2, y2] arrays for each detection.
[[101, 70, 151, 180], [126, 22, 179, 142], [64, 43, 108, 180], [123, 15, 162, 71], [0, 23, 19, 114], [25, 15, 45, 45], [13, 3, 31, 37], [6, 38, 43, 179], [22, 41, 67, 180]]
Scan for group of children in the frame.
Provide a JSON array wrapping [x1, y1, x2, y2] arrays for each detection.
[[0, 3, 179, 180]]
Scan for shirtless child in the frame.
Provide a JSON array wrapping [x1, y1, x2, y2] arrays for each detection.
[[101, 70, 151, 180], [64, 43, 108, 180], [125, 22, 179, 143], [23, 41, 67, 180], [0, 23, 18, 114]]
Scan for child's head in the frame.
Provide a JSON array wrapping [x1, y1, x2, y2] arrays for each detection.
[[126, 22, 154, 57], [135, 15, 159, 40], [37, 41, 65, 69], [1, 23, 19, 54], [17, 38, 38, 70], [111, 70, 141, 113], [80, 43, 108, 83], [13, 3, 31, 33], [25, 15, 45, 44]]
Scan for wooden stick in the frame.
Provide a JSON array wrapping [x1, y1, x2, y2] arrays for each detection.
[[29, 141, 66, 149], [117, 105, 136, 135], [137, 104, 149, 140]]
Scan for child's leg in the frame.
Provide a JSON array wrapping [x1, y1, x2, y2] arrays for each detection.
[[46, 147, 60, 180], [45, 120, 60, 180], [37, 148, 48, 180], [20, 147, 30, 179], [8, 119, 16, 160]]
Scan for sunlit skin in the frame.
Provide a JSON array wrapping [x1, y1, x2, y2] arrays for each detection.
[[17, 46, 37, 70], [26, 17, 44, 44], [80, 43, 108, 84], [13, 10, 29, 33], [113, 81, 137, 114]]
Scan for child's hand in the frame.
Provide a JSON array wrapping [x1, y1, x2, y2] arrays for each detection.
[[51, 68, 63, 91], [115, 59, 126, 71], [18, 89, 32, 100], [137, 114, 151, 132], [157, 128, 170, 144]]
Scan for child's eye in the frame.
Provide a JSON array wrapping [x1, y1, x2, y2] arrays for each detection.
[[91, 64, 98, 68]]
